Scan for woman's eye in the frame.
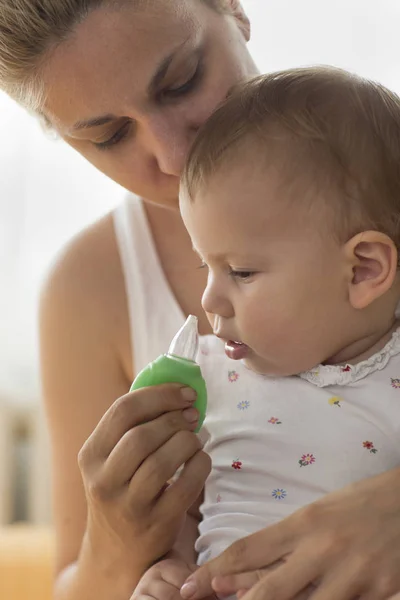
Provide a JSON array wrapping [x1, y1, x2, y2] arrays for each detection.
[[93, 121, 132, 151], [229, 269, 257, 281], [162, 62, 203, 100]]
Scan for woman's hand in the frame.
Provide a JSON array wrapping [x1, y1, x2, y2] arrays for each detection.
[[206, 565, 315, 600], [78, 383, 211, 583], [181, 467, 400, 600]]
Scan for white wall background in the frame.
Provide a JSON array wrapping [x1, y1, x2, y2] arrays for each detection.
[[1, 0, 400, 403]]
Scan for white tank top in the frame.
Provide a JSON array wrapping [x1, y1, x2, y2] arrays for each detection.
[[113, 194, 187, 374]]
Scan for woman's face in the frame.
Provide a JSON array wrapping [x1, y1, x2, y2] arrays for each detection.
[[42, 0, 257, 207]]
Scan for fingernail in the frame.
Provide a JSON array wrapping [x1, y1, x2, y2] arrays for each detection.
[[180, 386, 197, 402], [183, 407, 199, 423], [181, 581, 198, 599]]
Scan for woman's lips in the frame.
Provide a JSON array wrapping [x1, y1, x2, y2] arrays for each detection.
[[225, 340, 249, 360]]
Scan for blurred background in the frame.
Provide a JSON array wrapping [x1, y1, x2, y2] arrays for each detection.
[[1, 0, 400, 596]]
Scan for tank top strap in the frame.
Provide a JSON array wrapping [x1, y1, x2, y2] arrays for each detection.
[[113, 194, 185, 375]]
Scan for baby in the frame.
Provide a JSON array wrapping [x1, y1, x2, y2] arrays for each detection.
[[179, 66, 400, 575]]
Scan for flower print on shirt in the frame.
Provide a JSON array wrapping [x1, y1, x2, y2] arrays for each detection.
[[299, 453, 316, 467], [341, 365, 352, 372], [232, 459, 242, 470], [391, 378, 400, 389], [237, 400, 250, 410], [268, 417, 282, 424], [328, 396, 343, 407], [228, 370, 240, 383], [272, 489, 287, 500], [363, 441, 378, 454]]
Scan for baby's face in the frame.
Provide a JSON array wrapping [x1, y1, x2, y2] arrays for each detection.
[[181, 158, 355, 376]]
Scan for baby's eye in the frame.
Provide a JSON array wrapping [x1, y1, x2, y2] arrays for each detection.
[[198, 260, 208, 270], [228, 269, 257, 281]]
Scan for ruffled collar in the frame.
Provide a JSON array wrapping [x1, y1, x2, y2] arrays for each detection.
[[299, 327, 400, 388]]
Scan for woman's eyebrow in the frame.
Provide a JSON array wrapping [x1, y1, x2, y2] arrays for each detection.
[[147, 37, 192, 96], [71, 38, 193, 132], [73, 114, 115, 131]]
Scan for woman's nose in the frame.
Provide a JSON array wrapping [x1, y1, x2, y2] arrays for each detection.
[[145, 114, 199, 176]]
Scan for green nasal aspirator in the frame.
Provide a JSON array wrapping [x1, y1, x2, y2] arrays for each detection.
[[130, 315, 207, 432]]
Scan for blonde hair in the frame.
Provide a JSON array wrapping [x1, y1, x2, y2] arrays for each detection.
[[182, 66, 400, 248], [0, 0, 221, 111]]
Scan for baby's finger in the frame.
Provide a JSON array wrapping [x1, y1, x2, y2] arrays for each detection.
[[133, 582, 180, 600], [161, 562, 198, 589]]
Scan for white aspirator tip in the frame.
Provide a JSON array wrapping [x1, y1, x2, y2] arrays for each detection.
[[168, 315, 199, 361]]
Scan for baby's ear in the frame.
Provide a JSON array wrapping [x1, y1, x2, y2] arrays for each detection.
[[345, 231, 398, 309]]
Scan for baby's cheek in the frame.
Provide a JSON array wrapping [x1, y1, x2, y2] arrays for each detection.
[[250, 308, 290, 346]]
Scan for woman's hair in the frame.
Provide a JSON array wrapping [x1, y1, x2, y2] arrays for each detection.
[[182, 66, 400, 249], [0, 0, 220, 110]]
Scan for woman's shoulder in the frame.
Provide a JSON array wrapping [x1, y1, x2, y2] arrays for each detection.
[[40, 210, 133, 378], [42, 211, 122, 307]]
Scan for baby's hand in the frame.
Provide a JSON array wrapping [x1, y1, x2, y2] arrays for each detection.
[[133, 558, 198, 600]]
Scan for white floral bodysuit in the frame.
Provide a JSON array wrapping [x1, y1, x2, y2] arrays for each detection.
[[195, 330, 400, 565]]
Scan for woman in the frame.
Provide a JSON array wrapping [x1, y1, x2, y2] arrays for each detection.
[[0, 1, 399, 600]]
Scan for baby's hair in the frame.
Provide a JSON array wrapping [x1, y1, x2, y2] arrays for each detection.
[[0, 0, 221, 111], [182, 66, 400, 248]]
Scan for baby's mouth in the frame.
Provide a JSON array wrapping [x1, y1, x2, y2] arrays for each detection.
[[225, 340, 249, 361]]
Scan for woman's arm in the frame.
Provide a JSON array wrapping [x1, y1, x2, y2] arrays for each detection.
[[41, 215, 144, 599], [41, 215, 209, 600]]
